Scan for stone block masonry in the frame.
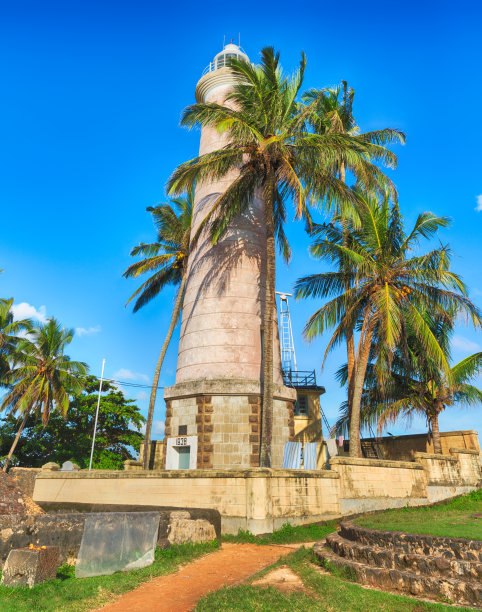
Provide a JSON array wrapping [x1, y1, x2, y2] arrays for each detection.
[[163, 379, 296, 470], [316, 522, 482, 607], [32, 446, 482, 535]]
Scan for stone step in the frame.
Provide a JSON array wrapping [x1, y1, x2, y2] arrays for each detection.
[[326, 532, 482, 583], [314, 543, 482, 608], [340, 522, 482, 563]]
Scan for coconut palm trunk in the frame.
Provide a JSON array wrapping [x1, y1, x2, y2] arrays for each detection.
[[142, 272, 187, 470], [431, 406, 443, 454], [349, 314, 375, 457], [260, 176, 276, 468], [339, 163, 356, 416], [2, 411, 29, 472]]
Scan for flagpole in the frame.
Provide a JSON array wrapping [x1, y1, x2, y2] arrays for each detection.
[[89, 358, 105, 471]]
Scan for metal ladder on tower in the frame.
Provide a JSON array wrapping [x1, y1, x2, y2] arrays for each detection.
[[276, 292, 297, 374]]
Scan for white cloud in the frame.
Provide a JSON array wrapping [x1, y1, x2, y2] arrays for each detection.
[[113, 368, 149, 382], [476, 195, 482, 212], [452, 335, 481, 353], [137, 420, 165, 437], [11, 302, 47, 323], [152, 420, 165, 436], [75, 325, 101, 337], [136, 391, 148, 401]]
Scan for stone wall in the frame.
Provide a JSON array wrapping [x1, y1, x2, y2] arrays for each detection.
[[413, 448, 481, 502], [361, 430, 481, 461], [32, 450, 482, 534], [33, 468, 340, 535], [9, 468, 41, 498], [0, 508, 221, 569], [329, 457, 428, 515]]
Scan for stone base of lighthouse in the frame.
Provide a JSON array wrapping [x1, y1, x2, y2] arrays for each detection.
[[158, 380, 296, 470]]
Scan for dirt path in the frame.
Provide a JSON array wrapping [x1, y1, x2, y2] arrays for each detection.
[[98, 542, 301, 612]]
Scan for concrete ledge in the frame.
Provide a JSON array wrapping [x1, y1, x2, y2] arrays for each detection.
[[450, 447, 481, 455], [413, 452, 458, 462], [36, 467, 339, 480], [329, 457, 423, 470], [164, 378, 297, 401], [340, 497, 429, 515]]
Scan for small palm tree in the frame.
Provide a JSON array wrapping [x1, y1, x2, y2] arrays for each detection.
[[0, 298, 31, 386], [340, 311, 482, 454], [294, 193, 480, 456], [123, 193, 193, 469], [2, 318, 88, 471], [168, 48, 402, 466]]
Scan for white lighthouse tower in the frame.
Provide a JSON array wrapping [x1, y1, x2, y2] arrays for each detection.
[[162, 44, 296, 470]]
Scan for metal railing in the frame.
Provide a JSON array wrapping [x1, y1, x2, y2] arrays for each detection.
[[282, 369, 317, 387], [202, 62, 216, 75]]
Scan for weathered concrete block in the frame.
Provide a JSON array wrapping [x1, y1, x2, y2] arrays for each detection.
[[1, 546, 59, 588]]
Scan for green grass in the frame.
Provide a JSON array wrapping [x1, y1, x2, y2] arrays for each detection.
[[355, 488, 482, 540], [223, 521, 338, 545], [0, 541, 218, 612], [196, 547, 472, 611]]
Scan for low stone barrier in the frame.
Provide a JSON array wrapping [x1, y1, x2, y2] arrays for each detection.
[[0, 507, 220, 568], [315, 522, 482, 607], [31, 450, 482, 533], [339, 522, 482, 559], [329, 457, 428, 515], [413, 449, 482, 503], [33, 468, 341, 535]]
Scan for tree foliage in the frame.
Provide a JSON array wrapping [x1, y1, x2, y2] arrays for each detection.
[[0, 376, 145, 469], [295, 193, 481, 455]]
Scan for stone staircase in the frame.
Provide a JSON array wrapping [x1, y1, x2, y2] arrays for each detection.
[[314, 522, 482, 607]]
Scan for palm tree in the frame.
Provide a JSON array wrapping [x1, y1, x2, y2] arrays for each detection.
[[123, 193, 193, 469], [0, 298, 31, 386], [303, 83, 405, 413], [2, 318, 88, 471], [168, 47, 403, 466], [337, 311, 482, 454], [294, 192, 480, 457]]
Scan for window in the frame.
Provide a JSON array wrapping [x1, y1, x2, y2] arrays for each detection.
[[216, 53, 238, 69], [178, 425, 187, 436], [294, 395, 308, 416]]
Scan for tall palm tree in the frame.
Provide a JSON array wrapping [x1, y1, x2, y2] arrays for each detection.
[[294, 192, 480, 457], [123, 193, 193, 469], [303, 83, 405, 413], [168, 47, 403, 466], [0, 298, 31, 386], [2, 318, 88, 471], [336, 311, 482, 454]]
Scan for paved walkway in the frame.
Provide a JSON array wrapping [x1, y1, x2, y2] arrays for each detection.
[[99, 542, 301, 612]]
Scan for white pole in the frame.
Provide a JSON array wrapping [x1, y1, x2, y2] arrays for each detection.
[[89, 359, 105, 471]]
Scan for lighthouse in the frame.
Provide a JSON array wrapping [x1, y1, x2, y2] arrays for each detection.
[[162, 44, 296, 470]]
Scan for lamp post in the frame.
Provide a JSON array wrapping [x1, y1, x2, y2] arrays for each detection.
[[88, 358, 105, 471]]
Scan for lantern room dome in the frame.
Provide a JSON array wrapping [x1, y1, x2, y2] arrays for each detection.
[[202, 43, 249, 75]]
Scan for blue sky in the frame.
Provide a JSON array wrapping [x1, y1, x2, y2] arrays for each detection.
[[1, 0, 481, 442]]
